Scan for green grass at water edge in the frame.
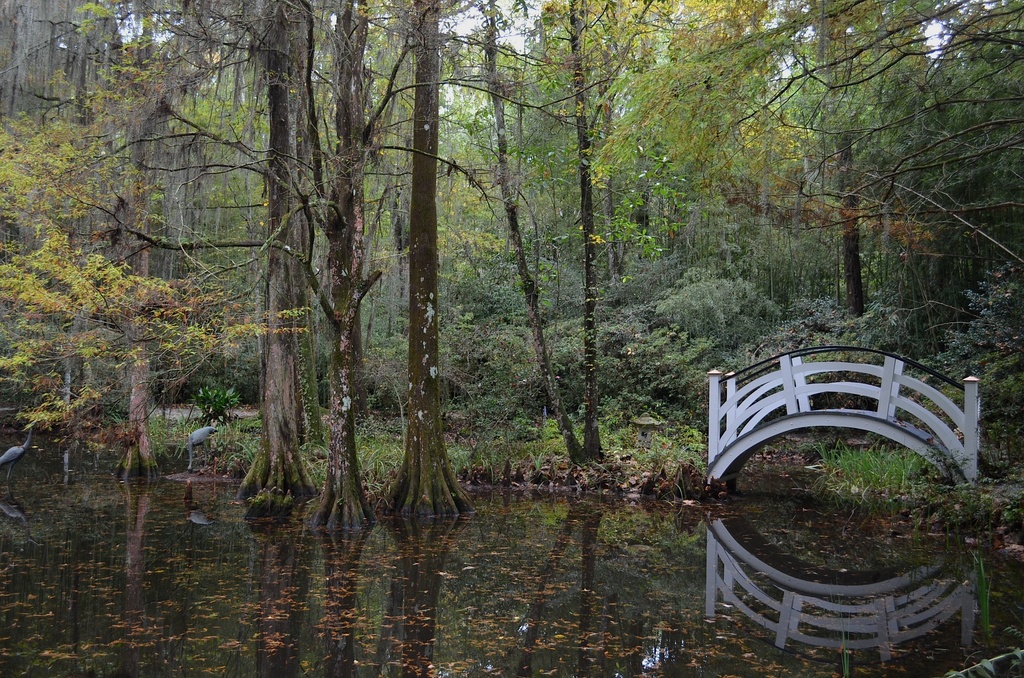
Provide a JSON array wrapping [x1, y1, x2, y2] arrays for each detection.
[[150, 415, 260, 472], [810, 442, 929, 506]]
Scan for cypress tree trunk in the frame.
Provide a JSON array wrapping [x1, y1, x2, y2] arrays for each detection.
[[116, 335, 159, 481], [239, 0, 316, 515], [115, 39, 159, 481], [390, 0, 472, 516], [293, 7, 327, 450], [309, 189, 378, 528], [308, 0, 382, 529]]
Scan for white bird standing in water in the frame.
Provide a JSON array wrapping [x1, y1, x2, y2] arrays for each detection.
[[0, 428, 33, 485], [186, 426, 217, 472]]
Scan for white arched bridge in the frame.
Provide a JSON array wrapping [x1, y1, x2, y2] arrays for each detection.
[[707, 347, 980, 486]]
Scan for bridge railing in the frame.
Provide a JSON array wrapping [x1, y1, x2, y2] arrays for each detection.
[[708, 347, 980, 481]]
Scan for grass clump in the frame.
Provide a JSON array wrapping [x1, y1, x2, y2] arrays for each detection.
[[811, 441, 928, 506]]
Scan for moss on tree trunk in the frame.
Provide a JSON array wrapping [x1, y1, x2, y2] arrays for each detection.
[[116, 357, 159, 481], [309, 326, 374, 529]]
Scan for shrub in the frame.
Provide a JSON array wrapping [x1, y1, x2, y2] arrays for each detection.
[[654, 267, 779, 350], [191, 386, 241, 424], [941, 265, 1024, 472]]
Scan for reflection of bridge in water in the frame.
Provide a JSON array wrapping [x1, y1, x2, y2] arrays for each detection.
[[707, 347, 980, 487], [705, 518, 975, 662]]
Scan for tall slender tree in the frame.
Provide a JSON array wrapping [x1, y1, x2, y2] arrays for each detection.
[[483, 0, 582, 462], [390, 0, 472, 516], [308, 0, 384, 529], [568, 0, 602, 462]]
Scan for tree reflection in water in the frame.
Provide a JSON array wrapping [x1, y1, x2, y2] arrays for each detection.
[[118, 482, 150, 678], [318, 529, 370, 677], [0, 450, 1019, 678], [378, 517, 468, 676], [252, 520, 310, 677]]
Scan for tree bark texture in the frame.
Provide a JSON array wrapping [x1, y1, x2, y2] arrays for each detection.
[[239, 1, 316, 513], [308, 0, 380, 530], [293, 7, 327, 450], [119, 196, 157, 481], [839, 140, 866, 316], [390, 0, 472, 516], [569, 0, 602, 462], [116, 68, 160, 481], [484, 3, 583, 463]]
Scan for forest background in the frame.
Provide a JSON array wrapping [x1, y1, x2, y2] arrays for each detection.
[[1, 0, 1023, 525]]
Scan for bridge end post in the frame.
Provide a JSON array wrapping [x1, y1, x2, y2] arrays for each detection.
[[708, 370, 723, 469], [963, 376, 980, 482]]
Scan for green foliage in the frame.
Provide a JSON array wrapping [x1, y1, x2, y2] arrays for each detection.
[[602, 417, 706, 472], [598, 321, 714, 422], [811, 442, 929, 507], [191, 386, 241, 425], [945, 648, 1024, 678], [444, 314, 543, 428], [942, 266, 1024, 467], [654, 268, 779, 351], [923, 484, 999, 533]]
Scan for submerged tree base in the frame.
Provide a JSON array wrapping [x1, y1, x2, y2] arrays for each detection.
[[237, 444, 316, 516], [389, 456, 474, 518], [309, 492, 374, 531], [115, 449, 159, 482], [244, 487, 296, 519]]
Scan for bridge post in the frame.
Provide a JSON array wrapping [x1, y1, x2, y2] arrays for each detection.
[[708, 370, 723, 467], [963, 376, 980, 482]]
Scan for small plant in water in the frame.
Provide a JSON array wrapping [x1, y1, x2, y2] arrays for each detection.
[[192, 386, 241, 424], [975, 552, 993, 645], [812, 441, 927, 506]]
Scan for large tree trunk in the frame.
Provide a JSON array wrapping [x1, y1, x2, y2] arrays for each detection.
[[390, 0, 472, 517], [569, 0, 602, 463], [115, 49, 159, 481], [117, 333, 159, 481], [239, 0, 316, 514], [118, 215, 156, 481], [308, 0, 380, 530], [294, 7, 327, 450], [484, 3, 582, 462]]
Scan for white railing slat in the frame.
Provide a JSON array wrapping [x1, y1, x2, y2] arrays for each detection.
[[708, 351, 980, 484]]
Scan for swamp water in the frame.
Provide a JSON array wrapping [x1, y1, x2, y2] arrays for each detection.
[[1, 440, 1022, 677]]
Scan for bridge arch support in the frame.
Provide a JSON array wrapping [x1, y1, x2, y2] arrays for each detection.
[[707, 347, 980, 485]]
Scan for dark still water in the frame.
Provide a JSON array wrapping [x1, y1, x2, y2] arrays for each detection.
[[1, 439, 1021, 677]]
